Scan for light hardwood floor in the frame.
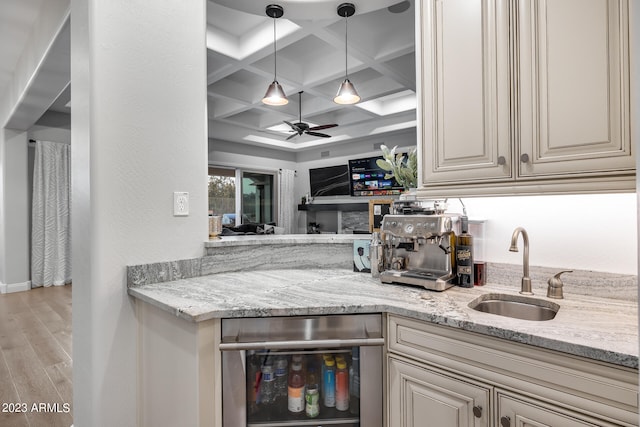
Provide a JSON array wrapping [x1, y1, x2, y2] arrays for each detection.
[[0, 285, 72, 427]]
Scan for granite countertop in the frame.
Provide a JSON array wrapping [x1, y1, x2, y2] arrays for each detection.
[[128, 268, 638, 369]]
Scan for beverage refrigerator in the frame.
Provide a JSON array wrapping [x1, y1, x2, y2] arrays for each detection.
[[220, 314, 384, 427]]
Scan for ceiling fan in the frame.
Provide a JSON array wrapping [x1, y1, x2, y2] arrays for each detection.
[[283, 91, 338, 140]]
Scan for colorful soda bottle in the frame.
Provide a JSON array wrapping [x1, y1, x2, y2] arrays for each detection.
[[323, 357, 336, 408], [335, 359, 349, 411], [305, 385, 320, 418], [320, 354, 331, 399], [287, 360, 305, 413]]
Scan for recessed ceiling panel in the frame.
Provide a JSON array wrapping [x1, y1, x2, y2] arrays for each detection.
[[208, 97, 248, 119], [224, 109, 267, 129], [208, 69, 268, 103], [252, 35, 351, 86], [381, 52, 416, 86], [307, 108, 374, 128], [207, 51, 235, 76], [208, 2, 265, 38], [338, 2, 415, 60]]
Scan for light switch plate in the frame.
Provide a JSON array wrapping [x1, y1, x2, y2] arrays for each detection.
[[173, 192, 189, 216]]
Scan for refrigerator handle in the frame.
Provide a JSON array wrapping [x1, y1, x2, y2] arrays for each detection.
[[219, 337, 384, 351]]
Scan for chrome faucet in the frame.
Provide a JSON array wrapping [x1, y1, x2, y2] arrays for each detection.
[[509, 227, 533, 295]]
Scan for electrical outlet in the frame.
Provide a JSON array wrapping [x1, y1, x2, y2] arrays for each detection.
[[173, 192, 189, 216]]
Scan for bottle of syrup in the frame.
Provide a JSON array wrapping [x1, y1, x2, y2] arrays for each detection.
[[456, 216, 474, 287]]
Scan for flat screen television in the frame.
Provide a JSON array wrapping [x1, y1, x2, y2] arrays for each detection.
[[309, 164, 351, 197], [348, 155, 405, 197]]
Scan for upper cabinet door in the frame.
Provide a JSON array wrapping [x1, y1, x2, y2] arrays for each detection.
[[419, 0, 512, 185], [517, 0, 632, 179]]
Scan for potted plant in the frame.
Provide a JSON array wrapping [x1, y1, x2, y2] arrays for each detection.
[[376, 144, 417, 191]]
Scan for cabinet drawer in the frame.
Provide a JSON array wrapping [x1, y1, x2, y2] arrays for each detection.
[[387, 315, 638, 425], [497, 391, 624, 427]]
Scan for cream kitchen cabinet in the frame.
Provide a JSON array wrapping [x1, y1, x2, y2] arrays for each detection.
[[388, 356, 491, 426], [386, 315, 638, 427], [416, 0, 633, 196], [497, 392, 623, 427]]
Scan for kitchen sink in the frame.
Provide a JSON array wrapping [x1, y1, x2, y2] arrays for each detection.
[[468, 293, 560, 321]]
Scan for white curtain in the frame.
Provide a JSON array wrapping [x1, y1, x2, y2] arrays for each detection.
[[31, 140, 71, 287], [277, 169, 296, 234]]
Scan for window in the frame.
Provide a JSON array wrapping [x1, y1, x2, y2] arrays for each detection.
[[242, 171, 274, 224], [208, 167, 275, 227], [208, 167, 236, 224]]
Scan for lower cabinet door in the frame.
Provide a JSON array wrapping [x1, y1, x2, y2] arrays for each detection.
[[388, 357, 490, 427], [497, 392, 621, 427]]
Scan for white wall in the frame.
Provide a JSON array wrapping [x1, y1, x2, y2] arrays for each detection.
[[208, 138, 296, 171], [456, 194, 637, 275], [71, 0, 208, 425], [0, 129, 31, 293]]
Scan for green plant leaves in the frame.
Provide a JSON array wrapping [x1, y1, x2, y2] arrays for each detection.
[[378, 144, 418, 189]]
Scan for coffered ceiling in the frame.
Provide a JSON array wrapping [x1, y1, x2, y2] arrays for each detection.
[[1, 0, 416, 152], [206, 0, 416, 152]]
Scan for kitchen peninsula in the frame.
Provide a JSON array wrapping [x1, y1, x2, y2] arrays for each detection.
[[128, 236, 638, 427]]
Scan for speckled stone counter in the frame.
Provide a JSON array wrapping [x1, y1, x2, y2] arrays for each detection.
[[128, 235, 368, 287], [128, 268, 638, 369]]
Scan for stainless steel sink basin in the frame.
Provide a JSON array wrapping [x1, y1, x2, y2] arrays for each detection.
[[468, 293, 560, 321]]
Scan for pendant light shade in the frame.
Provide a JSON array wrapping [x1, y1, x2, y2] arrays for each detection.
[[334, 3, 360, 105], [334, 78, 360, 105], [262, 5, 288, 106], [263, 81, 288, 106]]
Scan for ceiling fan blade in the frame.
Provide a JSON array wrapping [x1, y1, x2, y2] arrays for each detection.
[[285, 132, 298, 141], [306, 131, 332, 138], [283, 120, 300, 132], [308, 124, 338, 131]]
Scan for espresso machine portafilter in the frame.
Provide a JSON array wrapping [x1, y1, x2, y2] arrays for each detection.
[[378, 213, 460, 291]]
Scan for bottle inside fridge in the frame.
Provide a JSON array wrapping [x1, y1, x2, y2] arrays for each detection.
[[245, 348, 362, 426]]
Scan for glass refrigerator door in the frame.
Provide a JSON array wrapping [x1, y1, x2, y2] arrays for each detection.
[[246, 348, 360, 427], [221, 314, 383, 427]]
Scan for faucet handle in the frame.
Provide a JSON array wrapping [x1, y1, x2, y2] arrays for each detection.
[[547, 270, 572, 299]]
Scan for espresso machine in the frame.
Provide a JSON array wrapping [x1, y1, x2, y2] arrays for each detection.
[[377, 200, 460, 291]]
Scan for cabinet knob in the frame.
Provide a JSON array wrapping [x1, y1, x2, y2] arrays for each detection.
[[500, 415, 511, 427], [473, 405, 482, 418], [497, 156, 506, 166], [520, 153, 530, 163]]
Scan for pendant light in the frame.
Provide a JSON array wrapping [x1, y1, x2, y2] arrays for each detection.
[[262, 4, 288, 106], [334, 3, 360, 105]]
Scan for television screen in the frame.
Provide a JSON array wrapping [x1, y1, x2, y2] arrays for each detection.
[[309, 164, 351, 197], [348, 156, 405, 196]]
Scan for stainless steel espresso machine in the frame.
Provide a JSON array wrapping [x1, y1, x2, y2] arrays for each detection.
[[377, 200, 461, 291]]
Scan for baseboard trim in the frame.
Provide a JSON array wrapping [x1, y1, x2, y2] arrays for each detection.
[[1, 281, 31, 294]]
